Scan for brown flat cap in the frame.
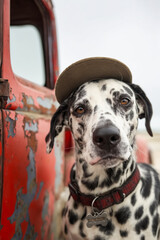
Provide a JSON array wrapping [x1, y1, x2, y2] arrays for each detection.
[[55, 57, 132, 103]]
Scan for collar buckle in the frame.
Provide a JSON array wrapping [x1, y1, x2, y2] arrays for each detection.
[[111, 187, 126, 205]]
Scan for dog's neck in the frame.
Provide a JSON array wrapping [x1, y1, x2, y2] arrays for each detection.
[[74, 152, 137, 196]]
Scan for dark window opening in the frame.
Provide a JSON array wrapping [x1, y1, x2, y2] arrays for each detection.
[[10, 0, 54, 89]]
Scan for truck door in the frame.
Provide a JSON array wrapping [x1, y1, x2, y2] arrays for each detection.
[[0, 0, 65, 239]]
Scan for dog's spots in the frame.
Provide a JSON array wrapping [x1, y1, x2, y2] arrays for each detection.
[[81, 207, 87, 220], [98, 219, 115, 235], [123, 86, 133, 96], [110, 88, 115, 94], [78, 122, 85, 131], [114, 168, 122, 183], [112, 91, 120, 99], [77, 127, 83, 135], [62, 207, 68, 217], [130, 124, 134, 133], [131, 193, 137, 206], [64, 224, 68, 234], [77, 89, 86, 99], [150, 201, 157, 216], [119, 230, 128, 237], [68, 210, 78, 224], [109, 209, 113, 217], [101, 84, 106, 91], [130, 161, 134, 172], [129, 110, 134, 120], [82, 176, 99, 190], [140, 173, 152, 198], [82, 162, 93, 178], [94, 236, 105, 240], [106, 168, 114, 178], [70, 166, 76, 180], [152, 170, 160, 199], [152, 213, 159, 236], [79, 158, 85, 164], [115, 207, 131, 224], [78, 149, 82, 154], [140, 235, 145, 240], [105, 112, 111, 115], [157, 228, 160, 239], [76, 137, 85, 149], [69, 117, 73, 130], [79, 222, 86, 238], [135, 216, 149, 234], [122, 160, 130, 171], [106, 98, 112, 105], [73, 201, 79, 209], [135, 206, 144, 220], [100, 178, 113, 188], [94, 105, 98, 113]]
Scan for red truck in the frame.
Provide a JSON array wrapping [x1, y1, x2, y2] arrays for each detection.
[[0, 0, 151, 239]]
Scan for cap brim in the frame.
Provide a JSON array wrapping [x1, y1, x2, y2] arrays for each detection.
[[55, 57, 132, 104]]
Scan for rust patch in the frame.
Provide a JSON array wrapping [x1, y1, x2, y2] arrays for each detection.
[[37, 96, 56, 115], [20, 93, 39, 113], [9, 116, 39, 239], [5, 112, 17, 138], [18, 93, 57, 115], [23, 118, 38, 153]]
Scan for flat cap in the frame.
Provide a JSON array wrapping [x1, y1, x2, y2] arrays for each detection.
[[55, 57, 132, 103]]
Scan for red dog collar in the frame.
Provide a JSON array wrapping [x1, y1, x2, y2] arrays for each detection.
[[69, 165, 140, 211]]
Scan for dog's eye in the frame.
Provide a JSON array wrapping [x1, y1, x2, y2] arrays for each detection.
[[120, 98, 130, 106], [75, 106, 85, 115]]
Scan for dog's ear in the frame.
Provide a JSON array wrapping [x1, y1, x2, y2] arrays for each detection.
[[129, 83, 153, 137], [45, 100, 69, 153]]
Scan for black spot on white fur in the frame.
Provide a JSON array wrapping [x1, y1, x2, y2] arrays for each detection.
[[115, 207, 131, 224], [135, 206, 144, 220], [135, 216, 149, 234]]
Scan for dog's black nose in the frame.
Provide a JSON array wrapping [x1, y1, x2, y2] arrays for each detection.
[[93, 125, 121, 149]]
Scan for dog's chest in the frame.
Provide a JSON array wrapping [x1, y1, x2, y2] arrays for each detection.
[[62, 180, 160, 240]]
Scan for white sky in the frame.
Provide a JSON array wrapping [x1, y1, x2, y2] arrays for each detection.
[[53, 0, 160, 132]]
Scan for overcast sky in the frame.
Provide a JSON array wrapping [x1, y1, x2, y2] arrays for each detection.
[[53, 0, 160, 132]]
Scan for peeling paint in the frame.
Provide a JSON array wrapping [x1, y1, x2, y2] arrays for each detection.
[[5, 113, 17, 138], [9, 117, 39, 239], [7, 94, 16, 104], [24, 122, 38, 132], [17, 93, 57, 115], [37, 97, 53, 109], [37, 96, 57, 115], [36, 182, 44, 200], [41, 191, 49, 239], [9, 146, 38, 239]]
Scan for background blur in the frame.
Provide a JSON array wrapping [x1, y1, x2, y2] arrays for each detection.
[[10, 0, 160, 132]]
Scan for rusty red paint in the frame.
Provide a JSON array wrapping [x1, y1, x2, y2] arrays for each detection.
[[0, 0, 67, 239], [0, 110, 57, 239]]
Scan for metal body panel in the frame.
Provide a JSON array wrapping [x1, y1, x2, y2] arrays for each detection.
[[0, 0, 67, 239], [0, 110, 64, 240]]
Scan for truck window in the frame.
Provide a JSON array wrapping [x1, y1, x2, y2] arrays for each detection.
[[10, 0, 55, 89], [10, 25, 45, 86]]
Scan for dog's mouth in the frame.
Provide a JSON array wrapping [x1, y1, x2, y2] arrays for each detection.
[[90, 156, 124, 168]]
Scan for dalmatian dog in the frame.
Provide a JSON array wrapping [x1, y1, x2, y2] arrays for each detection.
[[46, 78, 160, 240]]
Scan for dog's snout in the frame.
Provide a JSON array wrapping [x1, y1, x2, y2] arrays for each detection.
[[93, 125, 121, 149]]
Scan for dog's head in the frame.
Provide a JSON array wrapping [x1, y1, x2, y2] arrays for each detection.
[[46, 79, 152, 168]]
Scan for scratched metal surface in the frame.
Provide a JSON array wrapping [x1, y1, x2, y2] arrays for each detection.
[[0, 109, 65, 240]]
